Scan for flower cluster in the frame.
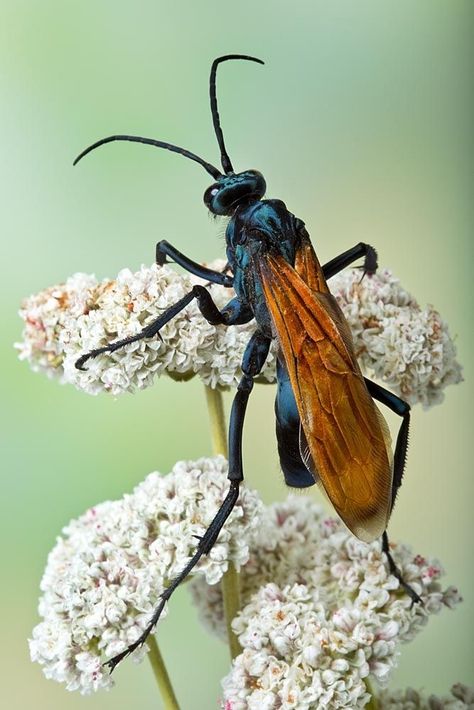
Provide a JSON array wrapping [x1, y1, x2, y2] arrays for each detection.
[[30, 467, 462, 701], [332, 269, 463, 408], [17, 262, 275, 395], [191, 497, 460, 644], [188, 497, 462, 709], [17, 261, 462, 405], [29, 456, 263, 693], [378, 683, 474, 709]]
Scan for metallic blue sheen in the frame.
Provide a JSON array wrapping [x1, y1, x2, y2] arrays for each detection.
[[203, 167, 313, 488], [224, 198, 302, 337], [275, 360, 315, 488], [204, 170, 314, 488], [203, 170, 266, 215]]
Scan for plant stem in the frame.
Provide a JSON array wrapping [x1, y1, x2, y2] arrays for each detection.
[[221, 560, 242, 659], [365, 680, 378, 709], [204, 385, 242, 660], [204, 384, 228, 457], [147, 636, 180, 710]]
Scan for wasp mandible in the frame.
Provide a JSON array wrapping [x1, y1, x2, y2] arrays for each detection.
[[74, 55, 421, 671]]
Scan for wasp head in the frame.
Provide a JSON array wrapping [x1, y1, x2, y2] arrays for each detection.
[[203, 170, 266, 216]]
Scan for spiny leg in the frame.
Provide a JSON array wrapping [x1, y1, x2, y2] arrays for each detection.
[[105, 482, 241, 672], [75, 285, 252, 370], [364, 378, 410, 507], [322, 242, 378, 280], [228, 331, 271, 479], [104, 330, 270, 672], [381, 531, 422, 606], [75, 291, 193, 370], [365, 378, 422, 605], [156, 239, 233, 286]]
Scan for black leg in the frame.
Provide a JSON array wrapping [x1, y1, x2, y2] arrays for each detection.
[[365, 378, 422, 606], [382, 531, 422, 605], [322, 242, 378, 280], [75, 286, 252, 370], [75, 291, 194, 370], [105, 481, 241, 672], [364, 378, 410, 506], [104, 331, 271, 672], [156, 239, 233, 287], [228, 332, 271, 481]]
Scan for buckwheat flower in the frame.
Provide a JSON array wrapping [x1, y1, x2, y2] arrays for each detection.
[[190, 496, 461, 645], [330, 268, 463, 407], [29, 456, 263, 694], [188, 497, 461, 708], [220, 575, 461, 709], [16, 272, 98, 381], [18, 261, 461, 405], [221, 582, 372, 709], [17, 261, 278, 395], [378, 683, 474, 708]]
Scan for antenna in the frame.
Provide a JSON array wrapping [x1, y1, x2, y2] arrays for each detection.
[[209, 54, 264, 174], [73, 135, 222, 179]]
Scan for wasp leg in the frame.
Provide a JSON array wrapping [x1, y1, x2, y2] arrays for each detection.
[[75, 286, 252, 370], [364, 378, 422, 606], [228, 331, 271, 481], [381, 531, 422, 606], [364, 378, 410, 506], [104, 482, 241, 672], [104, 331, 270, 673], [192, 287, 253, 326], [322, 242, 378, 280], [156, 239, 233, 286]]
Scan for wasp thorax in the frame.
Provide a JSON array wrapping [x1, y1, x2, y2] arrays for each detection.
[[203, 170, 266, 216]]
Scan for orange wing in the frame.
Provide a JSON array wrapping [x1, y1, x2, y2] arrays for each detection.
[[259, 246, 393, 542]]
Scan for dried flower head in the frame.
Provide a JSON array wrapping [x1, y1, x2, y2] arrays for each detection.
[[17, 262, 462, 406], [378, 683, 474, 709], [29, 456, 263, 693], [331, 268, 463, 407], [193, 497, 463, 709]]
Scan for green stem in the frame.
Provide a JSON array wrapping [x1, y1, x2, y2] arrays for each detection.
[[221, 560, 242, 659], [204, 384, 228, 457], [204, 385, 242, 660], [147, 636, 180, 710], [365, 680, 378, 709]]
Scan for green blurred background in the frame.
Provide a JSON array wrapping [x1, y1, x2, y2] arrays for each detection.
[[1, 1, 472, 707]]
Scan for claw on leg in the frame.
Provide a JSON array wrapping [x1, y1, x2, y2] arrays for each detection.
[[103, 481, 241, 672], [382, 532, 423, 607], [74, 292, 195, 371], [104, 598, 167, 673]]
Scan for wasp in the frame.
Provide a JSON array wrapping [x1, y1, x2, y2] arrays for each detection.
[[75, 54, 421, 671]]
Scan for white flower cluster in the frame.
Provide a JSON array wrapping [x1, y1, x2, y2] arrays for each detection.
[[29, 456, 263, 694], [187, 497, 461, 709], [378, 683, 474, 709], [16, 261, 276, 395], [191, 497, 460, 643], [30, 471, 461, 701], [331, 268, 463, 407], [17, 261, 462, 405]]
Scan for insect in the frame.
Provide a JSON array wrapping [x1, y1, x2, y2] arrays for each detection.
[[75, 54, 421, 671]]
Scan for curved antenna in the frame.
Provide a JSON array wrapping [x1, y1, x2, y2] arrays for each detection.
[[73, 135, 222, 179], [210, 54, 264, 174]]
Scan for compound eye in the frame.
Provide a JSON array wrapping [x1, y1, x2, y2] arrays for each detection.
[[204, 184, 219, 207]]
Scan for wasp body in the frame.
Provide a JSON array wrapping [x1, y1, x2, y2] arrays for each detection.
[[75, 55, 419, 670]]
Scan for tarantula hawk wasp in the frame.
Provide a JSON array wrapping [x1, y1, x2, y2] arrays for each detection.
[[74, 54, 421, 671]]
